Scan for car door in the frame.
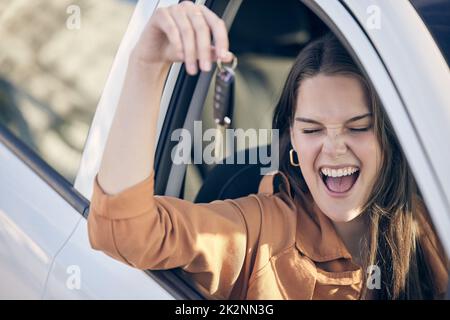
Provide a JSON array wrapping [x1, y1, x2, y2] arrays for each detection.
[[41, 0, 449, 299]]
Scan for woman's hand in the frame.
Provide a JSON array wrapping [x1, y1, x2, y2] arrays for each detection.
[[132, 1, 234, 75]]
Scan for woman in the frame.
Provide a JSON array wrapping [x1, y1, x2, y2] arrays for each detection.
[[88, 2, 448, 299]]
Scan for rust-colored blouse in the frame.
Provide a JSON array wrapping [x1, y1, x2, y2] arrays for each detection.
[[87, 170, 448, 299]]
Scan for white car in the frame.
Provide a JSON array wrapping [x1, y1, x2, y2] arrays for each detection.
[[1, 0, 449, 299]]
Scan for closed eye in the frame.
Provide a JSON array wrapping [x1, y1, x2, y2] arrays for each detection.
[[302, 129, 322, 134], [349, 127, 370, 132], [301, 127, 371, 134]]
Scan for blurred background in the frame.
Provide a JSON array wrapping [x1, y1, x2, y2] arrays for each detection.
[[0, 0, 137, 183]]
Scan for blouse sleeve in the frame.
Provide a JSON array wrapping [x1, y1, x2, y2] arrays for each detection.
[[87, 171, 263, 299]]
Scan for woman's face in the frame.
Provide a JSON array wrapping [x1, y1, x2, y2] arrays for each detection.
[[290, 74, 382, 222]]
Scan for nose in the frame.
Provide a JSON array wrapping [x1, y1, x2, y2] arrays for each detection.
[[321, 129, 347, 158]]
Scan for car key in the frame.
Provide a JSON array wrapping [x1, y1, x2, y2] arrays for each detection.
[[214, 55, 237, 161]]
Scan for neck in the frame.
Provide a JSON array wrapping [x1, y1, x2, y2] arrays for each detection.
[[332, 212, 369, 266]]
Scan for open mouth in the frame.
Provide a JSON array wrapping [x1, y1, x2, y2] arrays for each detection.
[[319, 168, 360, 195]]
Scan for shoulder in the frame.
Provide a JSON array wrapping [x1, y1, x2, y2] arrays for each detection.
[[229, 172, 298, 258]]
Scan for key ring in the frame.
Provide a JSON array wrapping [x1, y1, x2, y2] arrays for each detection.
[[217, 53, 238, 72]]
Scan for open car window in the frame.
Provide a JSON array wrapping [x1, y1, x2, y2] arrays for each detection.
[[177, 0, 449, 299], [182, 0, 329, 202]]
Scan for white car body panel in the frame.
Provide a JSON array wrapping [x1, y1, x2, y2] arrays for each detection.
[[42, 218, 173, 299], [0, 143, 80, 299]]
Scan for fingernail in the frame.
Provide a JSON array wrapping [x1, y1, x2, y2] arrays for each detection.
[[189, 63, 198, 74]]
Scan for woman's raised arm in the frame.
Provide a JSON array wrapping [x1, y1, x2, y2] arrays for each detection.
[[97, 2, 233, 195], [88, 3, 260, 299]]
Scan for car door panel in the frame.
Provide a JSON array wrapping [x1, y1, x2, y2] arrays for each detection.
[[42, 216, 174, 299], [0, 142, 81, 299]]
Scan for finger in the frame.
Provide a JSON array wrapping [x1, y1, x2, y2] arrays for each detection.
[[169, 5, 198, 75], [209, 45, 235, 61], [186, 8, 212, 72], [153, 7, 184, 61], [199, 5, 232, 63]]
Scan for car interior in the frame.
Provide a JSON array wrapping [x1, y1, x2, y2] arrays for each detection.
[[182, 0, 329, 203]]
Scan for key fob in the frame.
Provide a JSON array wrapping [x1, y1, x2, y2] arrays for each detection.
[[214, 66, 235, 127]]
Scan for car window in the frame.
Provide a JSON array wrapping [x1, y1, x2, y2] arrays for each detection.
[[410, 0, 450, 67], [0, 0, 136, 183], [182, 0, 328, 201]]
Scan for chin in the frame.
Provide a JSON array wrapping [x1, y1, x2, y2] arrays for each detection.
[[319, 203, 362, 223]]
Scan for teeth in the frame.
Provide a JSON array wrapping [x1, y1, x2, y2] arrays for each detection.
[[320, 167, 359, 178]]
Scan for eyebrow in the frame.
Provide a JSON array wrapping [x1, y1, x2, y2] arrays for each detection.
[[295, 113, 372, 125]]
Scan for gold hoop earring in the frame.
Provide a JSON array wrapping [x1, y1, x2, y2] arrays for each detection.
[[289, 149, 300, 167]]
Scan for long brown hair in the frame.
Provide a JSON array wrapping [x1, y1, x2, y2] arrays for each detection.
[[272, 33, 443, 299]]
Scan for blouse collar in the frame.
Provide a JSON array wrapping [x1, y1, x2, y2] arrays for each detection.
[[260, 171, 354, 262]]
